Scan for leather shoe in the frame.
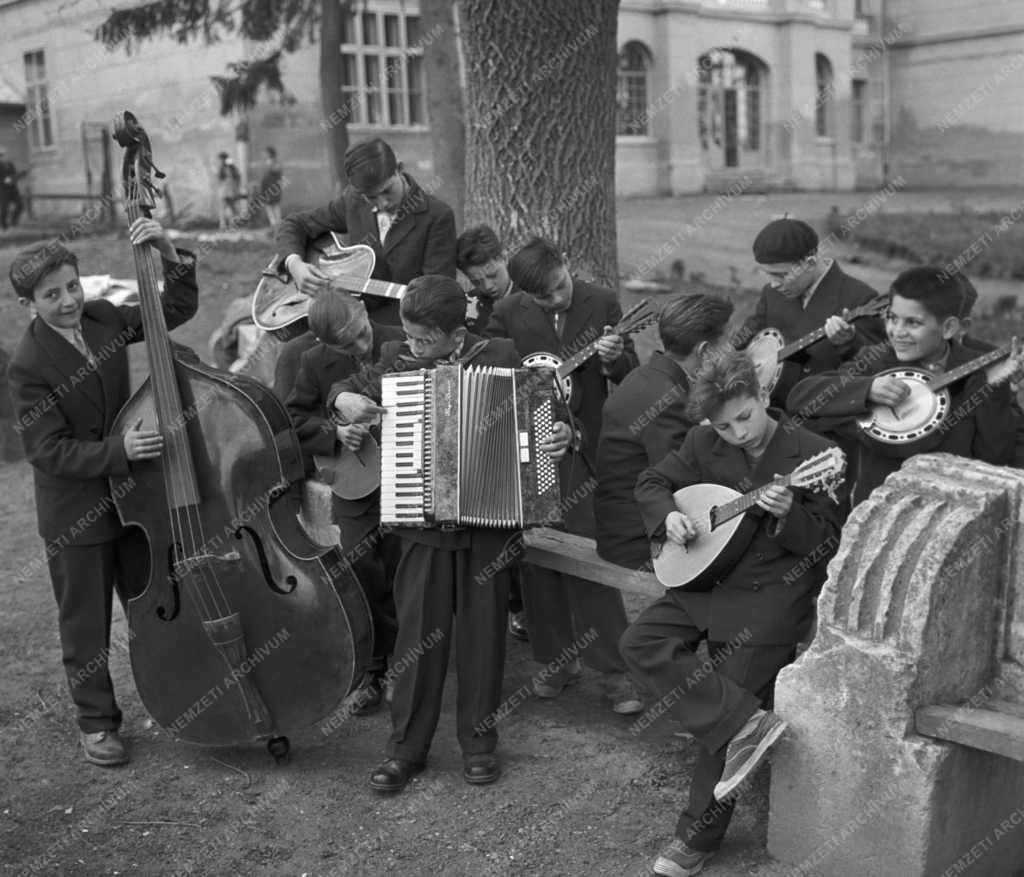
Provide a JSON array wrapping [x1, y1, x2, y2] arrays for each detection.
[[350, 670, 385, 716], [80, 730, 129, 767], [369, 757, 425, 793], [463, 753, 501, 785], [507, 611, 528, 641]]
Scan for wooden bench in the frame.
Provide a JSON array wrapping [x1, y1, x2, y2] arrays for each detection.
[[915, 699, 1024, 762], [522, 527, 664, 598]]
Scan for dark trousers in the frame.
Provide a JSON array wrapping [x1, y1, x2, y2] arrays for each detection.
[[385, 529, 511, 762], [521, 563, 630, 674], [0, 187, 22, 229], [47, 540, 135, 733], [335, 505, 398, 671], [620, 592, 795, 851]]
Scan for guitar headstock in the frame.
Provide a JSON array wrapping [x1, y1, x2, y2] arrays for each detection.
[[985, 337, 1023, 388], [789, 447, 847, 502], [851, 297, 889, 320], [617, 299, 658, 336]]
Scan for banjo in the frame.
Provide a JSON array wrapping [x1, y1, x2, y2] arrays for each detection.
[[746, 297, 889, 395], [252, 236, 406, 336], [859, 338, 1021, 445], [652, 447, 846, 590], [521, 299, 657, 405]]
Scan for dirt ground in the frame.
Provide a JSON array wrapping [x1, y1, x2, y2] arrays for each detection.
[[2, 188, 1022, 876]]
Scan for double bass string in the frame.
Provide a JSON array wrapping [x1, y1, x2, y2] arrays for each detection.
[[124, 187, 229, 625]]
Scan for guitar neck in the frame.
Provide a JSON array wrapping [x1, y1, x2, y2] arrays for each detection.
[[556, 338, 601, 379], [329, 273, 406, 301], [714, 474, 793, 526], [553, 304, 654, 379], [779, 327, 827, 359], [928, 342, 1013, 392]]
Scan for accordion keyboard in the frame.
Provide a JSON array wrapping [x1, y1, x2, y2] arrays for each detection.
[[380, 371, 431, 525]]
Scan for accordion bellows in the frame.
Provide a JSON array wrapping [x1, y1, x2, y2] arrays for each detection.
[[380, 365, 562, 528]]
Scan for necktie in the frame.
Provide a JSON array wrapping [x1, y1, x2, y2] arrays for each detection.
[[72, 328, 96, 366], [376, 211, 394, 242], [552, 311, 565, 339]]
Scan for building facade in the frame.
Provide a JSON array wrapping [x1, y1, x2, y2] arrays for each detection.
[[0, 0, 1021, 220]]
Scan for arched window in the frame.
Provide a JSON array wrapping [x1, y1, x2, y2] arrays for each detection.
[[697, 49, 766, 169], [616, 41, 653, 136], [815, 53, 834, 137]]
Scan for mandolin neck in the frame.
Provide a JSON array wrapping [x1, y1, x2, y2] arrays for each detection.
[[779, 326, 828, 359], [329, 273, 406, 301], [928, 342, 1013, 392], [713, 474, 794, 527]]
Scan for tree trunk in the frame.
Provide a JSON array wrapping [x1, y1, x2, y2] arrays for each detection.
[[420, 0, 466, 227], [456, 0, 620, 285], [320, 0, 350, 189]]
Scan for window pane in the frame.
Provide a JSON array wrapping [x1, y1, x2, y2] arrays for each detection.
[[341, 87, 363, 124], [408, 57, 424, 125], [41, 108, 53, 146], [388, 91, 403, 126], [341, 53, 358, 87], [362, 12, 378, 46], [384, 15, 400, 47], [364, 56, 380, 124], [341, 11, 357, 44], [406, 16, 421, 46]]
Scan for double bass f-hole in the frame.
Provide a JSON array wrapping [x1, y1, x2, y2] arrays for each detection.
[[234, 525, 298, 594]]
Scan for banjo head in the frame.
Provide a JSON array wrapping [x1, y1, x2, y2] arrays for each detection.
[[747, 328, 785, 394], [859, 368, 950, 444], [522, 351, 573, 400]]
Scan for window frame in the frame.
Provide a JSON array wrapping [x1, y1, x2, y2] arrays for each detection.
[[23, 49, 56, 151], [616, 41, 653, 138], [814, 52, 834, 139], [340, 8, 427, 130]]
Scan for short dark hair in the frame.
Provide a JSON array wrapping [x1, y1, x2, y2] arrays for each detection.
[[456, 225, 503, 271], [308, 290, 362, 346], [10, 243, 79, 300], [344, 138, 398, 192], [265, 146, 277, 160], [507, 237, 564, 296], [400, 275, 467, 333], [659, 294, 734, 357], [687, 349, 761, 422], [890, 267, 963, 321], [950, 272, 978, 320]]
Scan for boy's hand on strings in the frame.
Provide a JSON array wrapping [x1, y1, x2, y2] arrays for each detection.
[[824, 313, 855, 347], [129, 217, 179, 263], [291, 261, 329, 296], [756, 479, 793, 519], [665, 511, 698, 545], [336, 422, 370, 452], [869, 375, 910, 408], [124, 417, 164, 461]]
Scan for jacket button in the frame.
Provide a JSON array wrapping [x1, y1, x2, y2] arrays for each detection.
[[755, 552, 765, 560], [751, 583, 760, 591], [90, 427, 101, 438]]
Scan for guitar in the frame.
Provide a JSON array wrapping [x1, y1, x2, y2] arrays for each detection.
[[252, 234, 406, 337], [521, 299, 657, 405], [652, 447, 846, 590], [746, 297, 889, 395], [312, 427, 382, 501], [858, 338, 1022, 445]]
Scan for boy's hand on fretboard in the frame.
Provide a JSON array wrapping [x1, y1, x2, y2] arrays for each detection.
[[756, 479, 793, 519]]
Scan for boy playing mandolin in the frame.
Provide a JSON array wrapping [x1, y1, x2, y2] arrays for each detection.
[[787, 266, 1024, 507], [284, 291, 405, 714], [622, 349, 847, 877]]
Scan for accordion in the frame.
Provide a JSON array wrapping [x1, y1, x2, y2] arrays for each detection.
[[380, 364, 562, 528]]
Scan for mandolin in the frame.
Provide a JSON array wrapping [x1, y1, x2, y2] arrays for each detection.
[[652, 447, 845, 590]]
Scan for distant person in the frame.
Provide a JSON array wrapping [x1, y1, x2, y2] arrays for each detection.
[[259, 146, 284, 234], [0, 147, 24, 230], [216, 151, 242, 230], [456, 225, 516, 335], [277, 137, 457, 326]]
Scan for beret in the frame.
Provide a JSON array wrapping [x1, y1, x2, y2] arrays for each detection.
[[752, 218, 819, 264]]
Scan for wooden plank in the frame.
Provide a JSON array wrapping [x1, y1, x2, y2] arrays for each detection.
[[523, 527, 664, 598], [915, 705, 1024, 761]]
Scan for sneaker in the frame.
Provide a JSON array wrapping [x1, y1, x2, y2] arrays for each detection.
[[80, 730, 129, 767], [713, 708, 787, 801], [606, 673, 644, 715], [653, 838, 715, 877], [532, 659, 583, 698]]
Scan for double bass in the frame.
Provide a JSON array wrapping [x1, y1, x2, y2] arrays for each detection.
[[109, 111, 372, 758]]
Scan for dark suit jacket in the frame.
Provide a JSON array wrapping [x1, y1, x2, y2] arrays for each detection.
[[273, 331, 320, 402], [276, 173, 457, 325], [635, 413, 847, 645], [8, 254, 199, 545], [738, 261, 884, 406], [595, 353, 696, 568], [485, 281, 638, 536], [328, 332, 521, 549], [786, 340, 1022, 506], [285, 321, 405, 520]]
